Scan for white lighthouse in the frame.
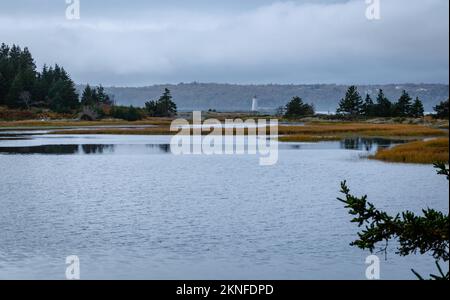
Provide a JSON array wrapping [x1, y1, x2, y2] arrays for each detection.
[[251, 95, 258, 112]]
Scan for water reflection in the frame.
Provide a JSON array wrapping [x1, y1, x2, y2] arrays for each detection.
[[0, 137, 30, 141], [281, 137, 411, 152], [339, 137, 409, 151], [81, 144, 114, 154], [0, 137, 412, 155], [0, 133, 32, 141], [146, 144, 171, 153], [0, 144, 173, 155], [0, 144, 80, 155]]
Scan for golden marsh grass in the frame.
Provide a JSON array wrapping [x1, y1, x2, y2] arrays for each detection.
[[278, 123, 447, 137], [278, 135, 341, 142], [370, 138, 449, 164], [0, 118, 173, 129]]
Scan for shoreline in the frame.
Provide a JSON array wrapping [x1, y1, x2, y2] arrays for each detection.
[[1, 118, 448, 165]]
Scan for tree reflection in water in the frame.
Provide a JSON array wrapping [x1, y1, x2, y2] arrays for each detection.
[[81, 144, 114, 154], [340, 138, 409, 151]]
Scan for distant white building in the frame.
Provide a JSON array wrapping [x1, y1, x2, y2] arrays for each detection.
[[251, 95, 258, 112]]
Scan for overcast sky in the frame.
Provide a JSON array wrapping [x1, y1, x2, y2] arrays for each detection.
[[0, 0, 448, 86]]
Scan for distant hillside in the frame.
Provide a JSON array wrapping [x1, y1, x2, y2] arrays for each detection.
[[77, 83, 449, 112]]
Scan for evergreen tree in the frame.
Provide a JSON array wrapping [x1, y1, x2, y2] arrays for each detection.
[[145, 88, 177, 117], [284, 96, 315, 118], [0, 72, 6, 106], [362, 94, 376, 117], [375, 89, 393, 117], [60, 68, 79, 110], [0, 44, 79, 111], [338, 163, 450, 280], [17, 66, 37, 107], [125, 106, 141, 121], [394, 90, 412, 117], [81, 85, 113, 107], [47, 80, 67, 113], [6, 73, 34, 108], [434, 99, 449, 119], [159, 88, 177, 117], [410, 97, 425, 118], [81, 84, 95, 106], [145, 100, 157, 116], [19, 47, 36, 72], [96, 85, 112, 105], [0, 43, 11, 105], [32, 65, 51, 106], [336, 86, 363, 116], [47, 68, 79, 113], [111, 105, 143, 121], [8, 45, 21, 76], [2, 44, 37, 108]]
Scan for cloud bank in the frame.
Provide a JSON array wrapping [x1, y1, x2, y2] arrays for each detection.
[[0, 0, 448, 86]]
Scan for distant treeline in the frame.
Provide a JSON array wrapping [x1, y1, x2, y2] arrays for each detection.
[[0, 43, 177, 121], [0, 43, 79, 112], [335, 86, 449, 119], [336, 86, 425, 118], [282, 86, 449, 119], [78, 85, 177, 121], [93, 83, 449, 112]]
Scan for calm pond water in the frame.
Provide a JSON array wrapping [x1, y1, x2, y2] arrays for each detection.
[[0, 132, 448, 279]]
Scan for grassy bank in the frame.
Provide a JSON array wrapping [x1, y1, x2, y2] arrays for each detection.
[[49, 123, 448, 141], [0, 118, 173, 129], [278, 135, 341, 142], [370, 138, 449, 164], [278, 123, 447, 138], [50, 127, 274, 136], [51, 127, 174, 135], [1, 118, 448, 140]]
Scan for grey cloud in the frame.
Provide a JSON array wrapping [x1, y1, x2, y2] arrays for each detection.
[[0, 0, 448, 86]]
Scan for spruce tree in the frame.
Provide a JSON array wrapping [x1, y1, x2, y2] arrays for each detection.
[[434, 99, 449, 119], [19, 47, 36, 72], [59, 68, 79, 110], [0, 44, 79, 111], [0, 43, 11, 105], [375, 89, 393, 117], [96, 85, 112, 105], [81, 84, 95, 106], [410, 97, 424, 118], [47, 68, 79, 113], [159, 88, 177, 117], [145, 88, 178, 117], [6, 73, 25, 108], [336, 86, 363, 116], [3, 45, 37, 108], [8, 45, 21, 75], [394, 90, 412, 117], [81, 84, 112, 109], [32, 65, 51, 106], [0, 72, 6, 106], [338, 163, 450, 280], [284, 96, 314, 118], [362, 94, 375, 117]]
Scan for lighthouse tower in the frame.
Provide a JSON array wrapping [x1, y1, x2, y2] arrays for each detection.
[[251, 95, 258, 112]]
